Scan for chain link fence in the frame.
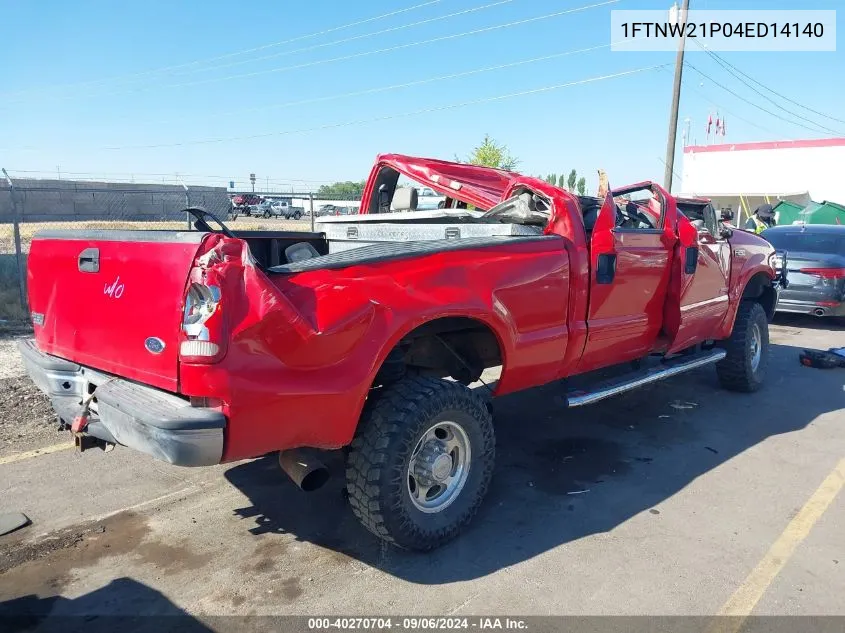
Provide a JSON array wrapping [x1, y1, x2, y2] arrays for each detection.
[[0, 170, 362, 324]]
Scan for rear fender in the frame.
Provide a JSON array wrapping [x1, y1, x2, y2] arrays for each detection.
[[352, 309, 513, 412]]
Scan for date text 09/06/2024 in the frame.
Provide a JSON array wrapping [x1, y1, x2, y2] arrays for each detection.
[[307, 618, 528, 630]]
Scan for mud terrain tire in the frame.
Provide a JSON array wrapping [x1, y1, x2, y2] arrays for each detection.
[[716, 301, 769, 392], [346, 376, 495, 551]]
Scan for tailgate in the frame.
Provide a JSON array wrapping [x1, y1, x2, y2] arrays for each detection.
[[27, 230, 207, 392]]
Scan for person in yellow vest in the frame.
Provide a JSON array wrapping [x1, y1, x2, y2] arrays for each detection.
[[744, 203, 775, 233]]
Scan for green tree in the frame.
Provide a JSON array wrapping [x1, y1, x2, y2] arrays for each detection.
[[317, 180, 367, 199], [466, 134, 519, 170], [577, 177, 587, 196], [567, 169, 578, 192], [545, 173, 558, 185], [558, 174, 568, 190]]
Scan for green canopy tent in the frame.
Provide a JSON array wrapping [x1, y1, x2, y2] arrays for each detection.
[[774, 200, 806, 226], [797, 200, 845, 225]]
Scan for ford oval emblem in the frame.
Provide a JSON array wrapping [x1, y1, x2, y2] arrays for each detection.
[[144, 337, 166, 354]]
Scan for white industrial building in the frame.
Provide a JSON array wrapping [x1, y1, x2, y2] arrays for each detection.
[[680, 137, 845, 223]]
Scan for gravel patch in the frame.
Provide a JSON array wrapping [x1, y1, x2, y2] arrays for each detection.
[[0, 334, 66, 455], [0, 374, 64, 457], [0, 334, 26, 380]]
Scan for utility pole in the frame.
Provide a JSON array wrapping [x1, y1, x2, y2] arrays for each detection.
[[663, 0, 690, 193]]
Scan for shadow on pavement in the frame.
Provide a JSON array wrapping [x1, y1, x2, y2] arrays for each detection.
[[0, 577, 213, 633], [773, 312, 845, 332], [224, 341, 842, 584]]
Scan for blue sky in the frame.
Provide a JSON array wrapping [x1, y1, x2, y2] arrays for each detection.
[[2, 0, 843, 193]]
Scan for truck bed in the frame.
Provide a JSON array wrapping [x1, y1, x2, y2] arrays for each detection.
[[270, 234, 557, 274], [315, 210, 543, 255]]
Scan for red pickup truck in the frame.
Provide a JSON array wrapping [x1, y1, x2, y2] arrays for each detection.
[[19, 154, 785, 551]]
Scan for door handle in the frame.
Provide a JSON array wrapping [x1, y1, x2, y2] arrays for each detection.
[[596, 253, 617, 284], [684, 247, 699, 274], [78, 247, 100, 273]]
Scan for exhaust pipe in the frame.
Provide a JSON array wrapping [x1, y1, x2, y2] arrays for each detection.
[[813, 308, 827, 317], [278, 448, 330, 492]]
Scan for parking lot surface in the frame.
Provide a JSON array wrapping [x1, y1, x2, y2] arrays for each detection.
[[1, 314, 843, 622]]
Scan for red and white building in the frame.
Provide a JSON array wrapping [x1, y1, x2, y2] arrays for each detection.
[[680, 137, 845, 223]]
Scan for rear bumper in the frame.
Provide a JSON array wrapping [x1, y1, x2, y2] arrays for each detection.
[[18, 338, 225, 467], [775, 282, 845, 316], [776, 297, 845, 317]]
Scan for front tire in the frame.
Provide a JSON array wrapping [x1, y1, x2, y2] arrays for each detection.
[[716, 301, 769, 392], [346, 376, 495, 551]]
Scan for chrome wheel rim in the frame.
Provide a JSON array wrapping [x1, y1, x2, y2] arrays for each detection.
[[750, 323, 762, 372], [407, 421, 471, 513]]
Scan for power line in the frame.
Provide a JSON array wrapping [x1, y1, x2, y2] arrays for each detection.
[[171, 0, 516, 77], [87, 64, 666, 151], [152, 43, 616, 125], [163, 0, 621, 90], [693, 43, 845, 126], [17, 0, 620, 105], [0, 0, 444, 99], [680, 79, 788, 141], [655, 65, 789, 141], [656, 156, 681, 183], [690, 40, 843, 136], [5, 169, 336, 184], [685, 62, 839, 138]]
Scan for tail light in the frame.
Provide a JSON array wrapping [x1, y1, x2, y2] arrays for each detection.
[[799, 267, 845, 279], [180, 282, 226, 363]]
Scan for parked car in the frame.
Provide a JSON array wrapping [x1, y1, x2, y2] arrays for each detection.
[[254, 199, 305, 220], [762, 224, 845, 317], [284, 204, 306, 220], [232, 193, 262, 216], [316, 204, 341, 217], [256, 200, 276, 217], [19, 154, 783, 551]]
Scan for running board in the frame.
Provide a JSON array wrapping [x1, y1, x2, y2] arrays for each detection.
[[565, 349, 727, 408]]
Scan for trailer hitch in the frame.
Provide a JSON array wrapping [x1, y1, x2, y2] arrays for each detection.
[[71, 384, 115, 453], [71, 392, 96, 452]]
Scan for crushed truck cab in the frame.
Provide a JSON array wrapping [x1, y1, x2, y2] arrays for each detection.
[[20, 154, 783, 551]]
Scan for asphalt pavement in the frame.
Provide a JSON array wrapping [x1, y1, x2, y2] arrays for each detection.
[[1, 314, 843, 625]]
